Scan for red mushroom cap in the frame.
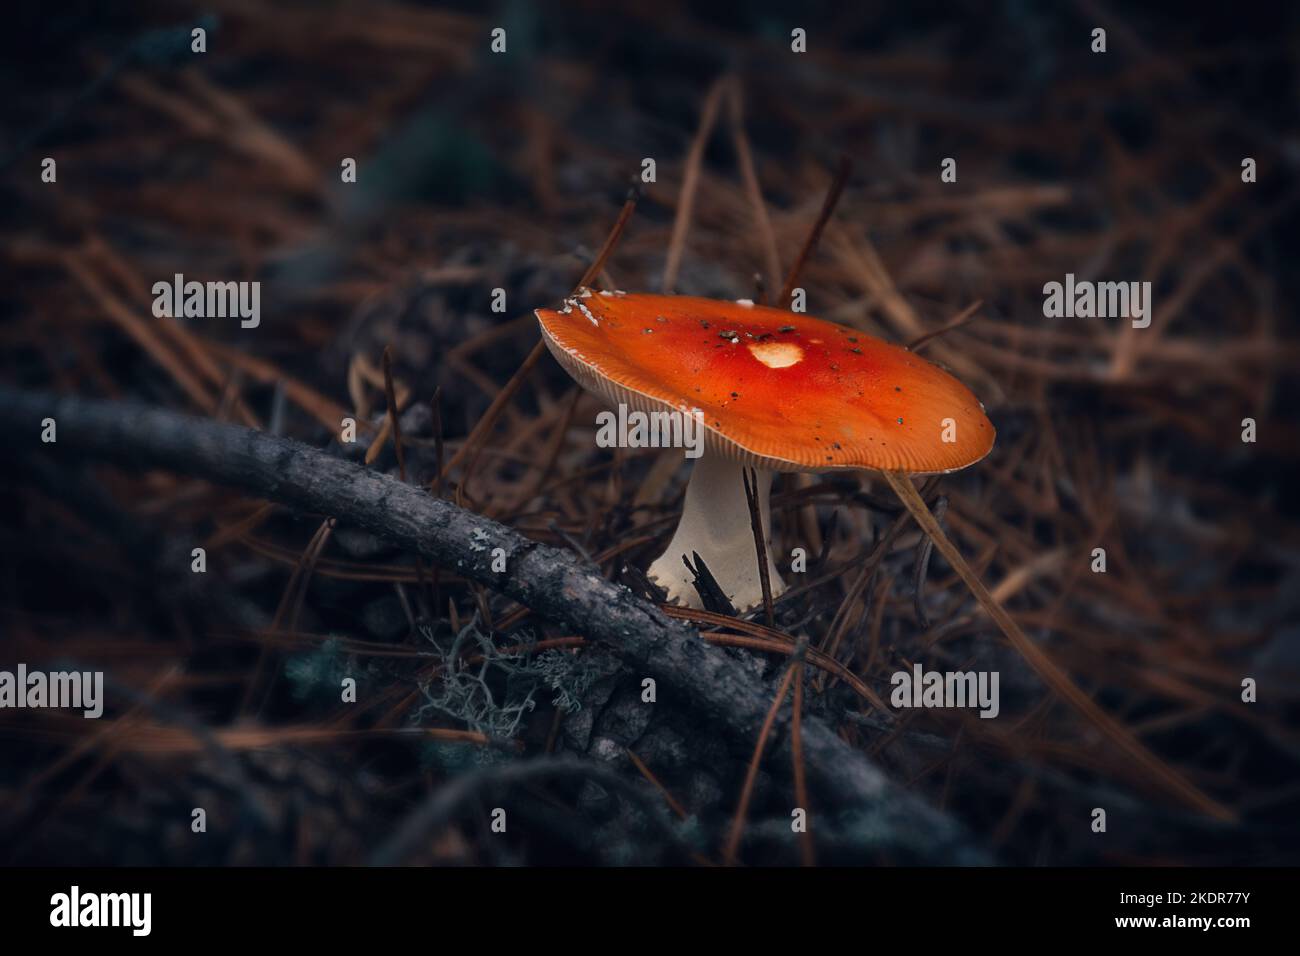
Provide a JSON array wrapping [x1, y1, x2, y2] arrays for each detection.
[[536, 289, 994, 474]]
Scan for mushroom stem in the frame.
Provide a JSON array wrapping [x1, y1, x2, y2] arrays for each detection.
[[648, 452, 787, 611]]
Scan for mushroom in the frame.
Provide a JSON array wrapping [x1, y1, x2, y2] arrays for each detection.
[[534, 288, 994, 611]]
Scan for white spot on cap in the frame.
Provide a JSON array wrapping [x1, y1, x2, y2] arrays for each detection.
[[566, 296, 598, 326], [736, 298, 754, 307], [748, 341, 804, 369]]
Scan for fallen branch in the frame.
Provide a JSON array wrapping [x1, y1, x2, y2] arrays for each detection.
[[3, 387, 990, 863]]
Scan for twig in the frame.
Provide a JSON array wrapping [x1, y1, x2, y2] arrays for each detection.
[[5, 388, 989, 863], [777, 155, 852, 308], [443, 340, 547, 493], [684, 551, 738, 616], [662, 77, 729, 293], [880, 468, 1234, 822], [907, 300, 983, 353], [726, 78, 782, 298], [724, 648, 800, 865], [661, 605, 890, 712], [742, 467, 775, 626], [381, 345, 407, 482], [913, 495, 948, 629], [443, 187, 641, 491], [382, 344, 432, 611], [791, 654, 814, 867], [578, 187, 641, 291], [625, 748, 690, 821]]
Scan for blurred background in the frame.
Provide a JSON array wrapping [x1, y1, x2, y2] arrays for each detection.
[[1, 0, 1298, 865]]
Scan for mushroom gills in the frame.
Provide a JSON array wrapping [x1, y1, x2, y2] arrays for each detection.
[[647, 452, 787, 612]]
